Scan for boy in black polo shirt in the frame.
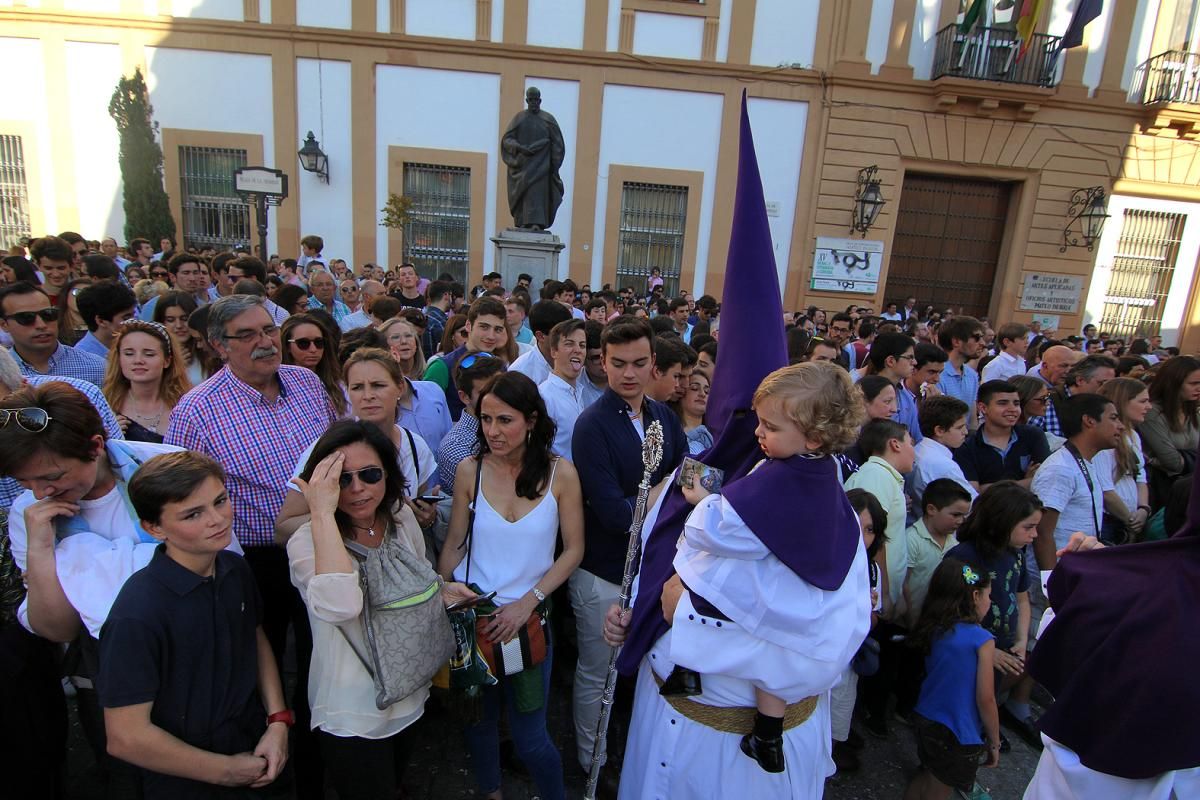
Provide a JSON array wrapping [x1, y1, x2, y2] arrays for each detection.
[[98, 452, 290, 799], [954, 380, 1051, 493]]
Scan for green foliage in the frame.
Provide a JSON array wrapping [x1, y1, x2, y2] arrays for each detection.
[[108, 68, 176, 245], [380, 192, 415, 229]]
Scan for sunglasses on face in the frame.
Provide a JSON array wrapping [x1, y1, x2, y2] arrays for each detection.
[[0, 407, 52, 432], [289, 336, 324, 351], [152, 271, 169, 279], [339, 466, 384, 488], [4, 307, 59, 326]]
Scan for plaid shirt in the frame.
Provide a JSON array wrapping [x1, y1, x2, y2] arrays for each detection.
[[165, 365, 336, 548], [308, 296, 351, 323], [12, 342, 107, 387], [436, 413, 479, 495], [1030, 387, 1069, 438]]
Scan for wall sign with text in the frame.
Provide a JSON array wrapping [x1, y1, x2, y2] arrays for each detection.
[[811, 237, 884, 294], [1018, 273, 1083, 314]]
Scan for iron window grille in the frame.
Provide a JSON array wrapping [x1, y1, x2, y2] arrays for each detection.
[[403, 163, 471, 287], [617, 182, 687, 299], [179, 145, 251, 251], [1100, 209, 1186, 341], [0, 135, 31, 252]]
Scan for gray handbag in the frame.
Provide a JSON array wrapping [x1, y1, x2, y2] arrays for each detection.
[[342, 527, 456, 710]]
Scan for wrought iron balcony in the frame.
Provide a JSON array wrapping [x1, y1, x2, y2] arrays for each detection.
[[1131, 50, 1200, 105], [932, 24, 1062, 88]]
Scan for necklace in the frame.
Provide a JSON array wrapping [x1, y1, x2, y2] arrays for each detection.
[[125, 402, 166, 432], [350, 513, 384, 538]]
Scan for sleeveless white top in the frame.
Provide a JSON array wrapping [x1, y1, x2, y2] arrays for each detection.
[[453, 459, 560, 605]]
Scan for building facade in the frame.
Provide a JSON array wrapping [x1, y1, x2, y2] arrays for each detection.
[[3, 0, 1200, 348]]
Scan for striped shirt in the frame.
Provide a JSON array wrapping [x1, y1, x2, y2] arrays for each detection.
[[11, 342, 107, 387], [165, 365, 336, 548]]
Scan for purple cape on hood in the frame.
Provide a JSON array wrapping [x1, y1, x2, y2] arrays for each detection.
[[723, 454, 860, 591], [617, 92, 789, 676], [1028, 446, 1200, 779]]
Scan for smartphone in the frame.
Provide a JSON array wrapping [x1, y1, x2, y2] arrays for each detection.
[[446, 590, 496, 612], [416, 494, 444, 504]]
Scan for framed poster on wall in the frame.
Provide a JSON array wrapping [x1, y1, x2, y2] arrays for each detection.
[[811, 237, 884, 294]]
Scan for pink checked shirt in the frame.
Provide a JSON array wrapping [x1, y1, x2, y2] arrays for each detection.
[[165, 365, 337, 548]]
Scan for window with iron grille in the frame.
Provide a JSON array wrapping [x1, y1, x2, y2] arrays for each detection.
[[179, 145, 250, 251], [617, 182, 687, 298], [0, 135, 31, 252], [403, 163, 471, 287], [1100, 209, 1186, 340]]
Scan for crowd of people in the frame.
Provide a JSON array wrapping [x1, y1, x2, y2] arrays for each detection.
[[1, 230, 1196, 800]]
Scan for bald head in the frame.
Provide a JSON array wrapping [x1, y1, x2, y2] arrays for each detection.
[[1039, 345, 1075, 387], [360, 280, 386, 299]]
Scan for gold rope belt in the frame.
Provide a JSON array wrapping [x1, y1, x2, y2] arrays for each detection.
[[653, 672, 819, 735]]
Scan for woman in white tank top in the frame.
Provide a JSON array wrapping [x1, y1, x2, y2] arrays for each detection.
[[439, 372, 584, 800]]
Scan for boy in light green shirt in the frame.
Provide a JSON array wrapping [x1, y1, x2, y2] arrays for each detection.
[[903, 478, 972, 626]]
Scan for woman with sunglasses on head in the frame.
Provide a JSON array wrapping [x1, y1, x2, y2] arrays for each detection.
[[281, 312, 347, 417], [276, 348, 444, 542], [151, 291, 206, 385], [438, 372, 584, 800], [285, 419, 474, 800], [377, 317, 426, 381], [102, 320, 191, 444], [0, 382, 241, 795]]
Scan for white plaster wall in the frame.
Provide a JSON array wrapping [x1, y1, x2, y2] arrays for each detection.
[[1082, 0, 1115, 92], [591, 86, 723, 295], [491, 0, 506, 41], [527, 0, 585, 50], [607, 0, 622, 51], [866, 0, 895, 74], [377, 0, 390, 33], [64, 41, 126, 242], [750, 0, 819, 68], [716, 0, 733, 62], [169, 0, 243, 21], [374, 66, 500, 272], [746, 97, 807, 293], [145, 47, 278, 251], [909, 0, 941, 80], [406, 0, 476, 41], [297, 59, 353, 266], [63, 0, 121, 12], [1084, 195, 1200, 346], [0, 38, 56, 233], [524, 76, 578, 277], [1125, 0, 1160, 91], [632, 12, 704, 60], [297, 0, 351, 30], [261, 0, 271, 24]]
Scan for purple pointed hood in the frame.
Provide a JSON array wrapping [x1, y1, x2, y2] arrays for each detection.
[[618, 92, 788, 674]]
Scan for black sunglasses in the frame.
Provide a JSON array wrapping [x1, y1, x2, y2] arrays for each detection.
[[0, 407, 52, 432], [4, 308, 59, 326], [401, 310, 428, 327], [339, 466, 384, 489], [289, 337, 324, 351]]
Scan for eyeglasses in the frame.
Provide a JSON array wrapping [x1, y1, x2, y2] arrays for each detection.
[[339, 466, 384, 489], [969, 332, 985, 340], [459, 351, 495, 370], [1031, 395, 1050, 404], [289, 337, 324, 351], [3, 308, 60, 326], [897, 353, 917, 362], [0, 407, 52, 432], [340, 285, 360, 294], [223, 324, 279, 343]]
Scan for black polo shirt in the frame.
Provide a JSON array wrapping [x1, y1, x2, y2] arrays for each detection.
[[98, 547, 265, 799], [953, 423, 1051, 487]]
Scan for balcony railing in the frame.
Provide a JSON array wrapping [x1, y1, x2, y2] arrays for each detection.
[[932, 24, 1062, 88], [1130, 50, 1200, 105]]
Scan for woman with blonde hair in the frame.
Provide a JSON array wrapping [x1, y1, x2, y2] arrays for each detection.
[[1098, 377, 1153, 542], [281, 312, 348, 417], [377, 317, 427, 381], [102, 319, 191, 443]]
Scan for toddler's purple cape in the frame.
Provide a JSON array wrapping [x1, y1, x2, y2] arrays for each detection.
[[1029, 450, 1200, 779], [722, 455, 861, 591]]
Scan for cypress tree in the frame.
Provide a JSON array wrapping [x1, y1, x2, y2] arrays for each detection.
[[108, 67, 176, 245]]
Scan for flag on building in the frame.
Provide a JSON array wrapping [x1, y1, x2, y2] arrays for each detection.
[[960, 0, 987, 34], [1016, 0, 1046, 60], [1060, 0, 1103, 50]]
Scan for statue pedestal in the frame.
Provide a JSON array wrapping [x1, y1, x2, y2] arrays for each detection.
[[491, 228, 565, 291]]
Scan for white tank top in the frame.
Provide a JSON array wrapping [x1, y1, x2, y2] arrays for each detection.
[[452, 459, 560, 605]]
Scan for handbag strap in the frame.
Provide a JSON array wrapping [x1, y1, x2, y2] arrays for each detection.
[[461, 455, 484, 586], [403, 427, 419, 495]]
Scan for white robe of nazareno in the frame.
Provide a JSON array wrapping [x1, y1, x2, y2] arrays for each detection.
[[618, 489, 871, 800], [1024, 736, 1200, 800]]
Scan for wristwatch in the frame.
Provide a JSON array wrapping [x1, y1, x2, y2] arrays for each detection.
[[267, 710, 295, 727], [531, 587, 546, 603]]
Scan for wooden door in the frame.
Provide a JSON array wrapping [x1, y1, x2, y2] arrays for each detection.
[[887, 174, 1013, 319]]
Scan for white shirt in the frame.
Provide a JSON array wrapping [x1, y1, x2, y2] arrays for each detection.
[[538, 373, 586, 459], [981, 350, 1027, 383], [338, 308, 372, 332], [1091, 432, 1146, 515], [1031, 445, 1109, 548], [509, 347, 552, 386], [913, 437, 978, 502]]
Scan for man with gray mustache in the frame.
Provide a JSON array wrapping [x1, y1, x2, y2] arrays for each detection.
[[165, 294, 337, 798]]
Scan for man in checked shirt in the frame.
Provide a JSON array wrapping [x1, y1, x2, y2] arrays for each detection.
[[165, 294, 336, 800]]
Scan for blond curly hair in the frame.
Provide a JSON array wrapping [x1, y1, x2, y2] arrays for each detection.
[[753, 361, 866, 455]]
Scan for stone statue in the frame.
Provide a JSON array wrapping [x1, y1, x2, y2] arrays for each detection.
[[502, 87, 565, 231]]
